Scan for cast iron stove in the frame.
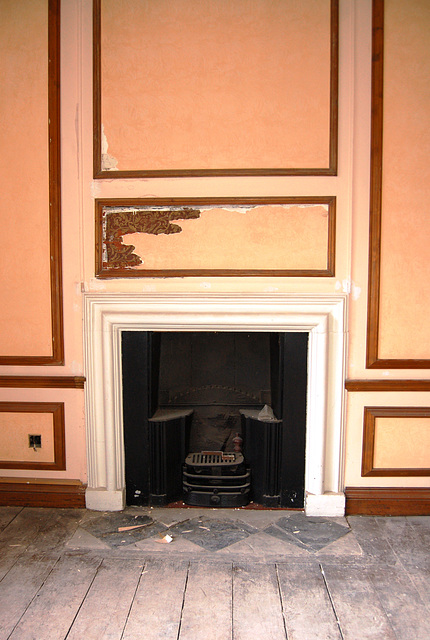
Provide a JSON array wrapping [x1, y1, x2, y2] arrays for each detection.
[[183, 451, 250, 507]]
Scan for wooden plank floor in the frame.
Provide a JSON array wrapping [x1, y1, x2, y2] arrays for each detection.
[[0, 508, 429, 639]]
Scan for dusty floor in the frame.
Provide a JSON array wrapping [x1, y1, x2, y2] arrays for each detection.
[[0, 506, 429, 638]]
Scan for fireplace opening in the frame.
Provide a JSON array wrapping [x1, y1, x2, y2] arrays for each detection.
[[122, 331, 308, 509]]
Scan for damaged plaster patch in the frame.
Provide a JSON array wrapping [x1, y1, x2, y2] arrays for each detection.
[[339, 279, 361, 300], [101, 125, 118, 171], [102, 206, 201, 269], [88, 277, 107, 291]]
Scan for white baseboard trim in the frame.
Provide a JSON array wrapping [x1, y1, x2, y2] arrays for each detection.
[[305, 492, 346, 517], [85, 487, 125, 512]]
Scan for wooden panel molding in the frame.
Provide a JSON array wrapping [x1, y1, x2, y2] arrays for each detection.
[[0, 0, 63, 366], [346, 380, 430, 392], [0, 376, 85, 389], [93, 0, 338, 178], [345, 486, 430, 516], [0, 402, 66, 471], [0, 478, 86, 508], [95, 196, 336, 278], [366, 0, 430, 369], [362, 406, 430, 477]]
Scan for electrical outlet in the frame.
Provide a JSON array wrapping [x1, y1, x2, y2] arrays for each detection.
[[29, 434, 42, 448]]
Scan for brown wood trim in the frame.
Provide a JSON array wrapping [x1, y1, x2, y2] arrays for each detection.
[[48, 0, 64, 365], [0, 402, 66, 471], [366, 0, 384, 369], [93, 0, 102, 182], [0, 478, 86, 508], [95, 196, 336, 278], [0, 376, 85, 389], [362, 406, 430, 477], [345, 486, 430, 516], [366, 0, 430, 369], [346, 380, 430, 392], [0, 0, 64, 366], [93, 0, 338, 178]]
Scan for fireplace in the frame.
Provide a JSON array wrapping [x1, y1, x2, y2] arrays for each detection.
[[121, 331, 308, 508], [83, 293, 347, 516]]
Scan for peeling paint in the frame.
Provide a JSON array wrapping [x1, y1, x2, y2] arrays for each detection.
[[91, 181, 102, 198], [340, 279, 361, 300], [342, 279, 351, 294], [101, 125, 118, 171], [88, 277, 107, 291], [351, 282, 361, 300], [102, 206, 201, 269], [71, 360, 82, 375]]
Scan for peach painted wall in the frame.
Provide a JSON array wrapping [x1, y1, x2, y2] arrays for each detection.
[[113, 204, 330, 272], [373, 417, 430, 469], [0, 0, 52, 357], [0, 412, 55, 463], [378, 0, 430, 359], [100, 0, 331, 171], [0, 0, 429, 497]]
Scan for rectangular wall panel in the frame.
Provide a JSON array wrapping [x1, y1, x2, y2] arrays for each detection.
[[96, 197, 335, 277], [0, 402, 65, 471], [0, 0, 63, 364], [367, 0, 430, 367], [94, 0, 337, 177], [362, 407, 430, 477]]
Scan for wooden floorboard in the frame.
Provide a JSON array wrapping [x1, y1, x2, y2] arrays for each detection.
[[0, 506, 21, 532], [66, 558, 144, 640], [27, 508, 84, 554], [8, 554, 101, 640], [364, 563, 430, 640], [0, 508, 52, 580], [277, 563, 342, 640], [322, 564, 397, 639], [0, 552, 59, 640], [0, 508, 429, 639], [232, 563, 287, 640], [179, 562, 233, 640], [121, 558, 189, 640]]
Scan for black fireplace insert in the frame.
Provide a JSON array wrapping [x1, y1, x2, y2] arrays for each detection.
[[122, 331, 308, 508]]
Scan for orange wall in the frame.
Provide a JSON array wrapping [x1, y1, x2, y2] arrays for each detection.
[[0, 0, 429, 496]]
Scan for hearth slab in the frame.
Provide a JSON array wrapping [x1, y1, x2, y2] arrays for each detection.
[[264, 513, 351, 552], [80, 512, 168, 548], [167, 517, 259, 552]]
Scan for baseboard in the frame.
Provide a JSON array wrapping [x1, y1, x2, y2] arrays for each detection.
[[0, 478, 86, 508], [345, 486, 430, 516]]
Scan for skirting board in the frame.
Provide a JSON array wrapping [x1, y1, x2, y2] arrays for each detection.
[[0, 478, 86, 508], [345, 487, 430, 516]]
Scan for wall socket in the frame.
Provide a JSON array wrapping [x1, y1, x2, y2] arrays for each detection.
[[29, 434, 42, 448]]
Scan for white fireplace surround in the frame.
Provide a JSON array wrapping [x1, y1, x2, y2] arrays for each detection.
[[83, 293, 347, 516]]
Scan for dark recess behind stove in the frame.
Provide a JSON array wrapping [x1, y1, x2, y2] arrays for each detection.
[[122, 331, 307, 508]]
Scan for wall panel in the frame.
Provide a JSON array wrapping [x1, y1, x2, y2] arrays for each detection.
[[367, 0, 430, 367], [96, 197, 335, 277], [362, 407, 430, 476], [0, 0, 63, 364], [94, 0, 338, 177], [0, 402, 65, 471]]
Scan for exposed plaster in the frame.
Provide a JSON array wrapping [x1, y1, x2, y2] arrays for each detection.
[[336, 279, 361, 300], [102, 206, 201, 269], [101, 124, 118, 171]]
